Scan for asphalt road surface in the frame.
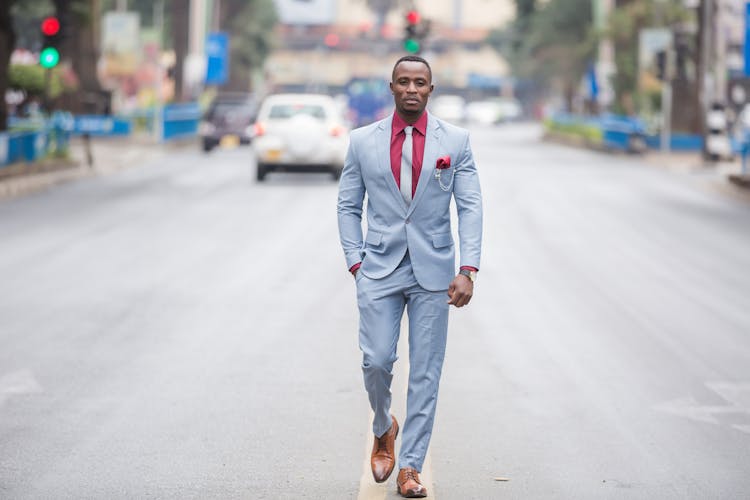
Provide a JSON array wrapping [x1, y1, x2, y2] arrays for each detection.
[[1, 123, 749, 499]]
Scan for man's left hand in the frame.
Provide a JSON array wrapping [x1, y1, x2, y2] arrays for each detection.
[[447, 275, 473, 308]]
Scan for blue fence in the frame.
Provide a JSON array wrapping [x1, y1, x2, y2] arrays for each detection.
[[0, 131, 48, 167], [73, 115, 131, 136], [162, 103, 201, 141], [548, 112, 704, 153], [2, 103, 203, 168]]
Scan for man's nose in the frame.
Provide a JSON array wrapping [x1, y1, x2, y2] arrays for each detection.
[[406, 81, 417, 92]]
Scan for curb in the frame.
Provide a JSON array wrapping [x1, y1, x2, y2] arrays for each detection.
[[0, 137, 197, 202], [728, 174, 750, 188]]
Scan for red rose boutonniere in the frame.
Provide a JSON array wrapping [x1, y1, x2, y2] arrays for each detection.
[[436, 156, 451, 170], [434, 155, 453, 191]]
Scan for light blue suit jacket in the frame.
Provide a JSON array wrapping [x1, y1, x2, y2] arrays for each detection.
[[337, 113, 482, 291]]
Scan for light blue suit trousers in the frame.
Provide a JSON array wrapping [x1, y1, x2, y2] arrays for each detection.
[[356, 252, 448, 471], [338, 113, 482, 472]]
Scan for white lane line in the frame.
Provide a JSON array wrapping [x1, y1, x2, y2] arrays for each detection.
[[0, 369, 43, 407], [358, 318, 436, 499]]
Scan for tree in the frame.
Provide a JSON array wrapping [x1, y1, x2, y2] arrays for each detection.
[[486, 0, 597, 111], [171, 0, 188, 100], [608, 0, 695, 129], [221, 0, 277, 92], [518, 0, 596, 110], [1, 1, 18, 131], [66, 0, 106, 113]]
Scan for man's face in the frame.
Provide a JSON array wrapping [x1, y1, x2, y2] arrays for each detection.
[[390, 61, 433, 118]]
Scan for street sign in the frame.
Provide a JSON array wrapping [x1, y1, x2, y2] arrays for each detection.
[[73, 116, 131, 136], [205, 32, 229, 86]]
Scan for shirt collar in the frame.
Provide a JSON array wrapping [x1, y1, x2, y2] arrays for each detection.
[[392, 111, 428, 136]]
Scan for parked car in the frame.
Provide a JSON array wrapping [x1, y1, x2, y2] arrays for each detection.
[[251, 93, 349, 181], [465, 100, 503, 125], [429, 95, 466, 124], [492, 97, 523, 122], [199, 92, 258, 152]]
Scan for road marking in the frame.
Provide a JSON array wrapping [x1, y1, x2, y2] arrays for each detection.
[[358, 318, 436, 499], [654, 381, 750, 432], [0, 369, 43, 407]]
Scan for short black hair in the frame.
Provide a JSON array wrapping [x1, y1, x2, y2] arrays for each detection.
[[391, 55, 432, 82]]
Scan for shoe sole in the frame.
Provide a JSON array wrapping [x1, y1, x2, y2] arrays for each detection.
[[396, 485, 427, 498]]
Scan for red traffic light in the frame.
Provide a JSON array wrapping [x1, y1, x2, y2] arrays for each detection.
[[41, 17, 60, 36], [406, 10, 420, 25], [324, 33, 340, 47]]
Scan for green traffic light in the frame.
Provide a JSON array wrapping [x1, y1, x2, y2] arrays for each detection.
[[404, 38, 420, 54], [40, 47, 60, 68]]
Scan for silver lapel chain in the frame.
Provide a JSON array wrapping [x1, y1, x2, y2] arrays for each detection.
[[434, 167, 454, 192]]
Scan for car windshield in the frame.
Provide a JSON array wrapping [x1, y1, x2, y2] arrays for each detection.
[[268, 104, 327, 120], [207, 103, 254, 119]]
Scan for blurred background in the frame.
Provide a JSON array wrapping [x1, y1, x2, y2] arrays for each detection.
[[2, 0, 750, 162], [1, 2, 750, 499]]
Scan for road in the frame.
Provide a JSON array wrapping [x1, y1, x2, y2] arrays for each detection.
[[1, 123, 749, 499]]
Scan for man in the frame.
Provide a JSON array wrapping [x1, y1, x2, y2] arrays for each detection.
[[337, 55, 482, 498]]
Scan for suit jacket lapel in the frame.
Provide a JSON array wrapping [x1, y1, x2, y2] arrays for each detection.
[[375, 115, 409, 213], [408, 116, 440, 215]]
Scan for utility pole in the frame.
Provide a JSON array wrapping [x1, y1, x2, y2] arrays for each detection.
[[593, 0, 616, 113], [715, 0, 727, 105], [698, 0, 713, 137], [153, 0, 164, 143]]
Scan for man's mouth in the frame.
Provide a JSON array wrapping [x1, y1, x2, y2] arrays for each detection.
[[405, 99, 419, 104]]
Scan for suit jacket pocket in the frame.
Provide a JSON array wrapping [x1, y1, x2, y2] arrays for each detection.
[[431, 232, 453, 249], [365, 231, 383, 247]]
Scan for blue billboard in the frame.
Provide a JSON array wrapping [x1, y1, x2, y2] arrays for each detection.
[[206, 32, 229, 85]]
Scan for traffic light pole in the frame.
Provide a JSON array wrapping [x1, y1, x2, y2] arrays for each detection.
[[43, 68, 51, 115]]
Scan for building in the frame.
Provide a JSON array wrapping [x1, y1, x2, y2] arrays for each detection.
[[266, 0, 515, 96]]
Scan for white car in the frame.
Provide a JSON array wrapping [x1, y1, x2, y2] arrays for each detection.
[[429, 95, 466, 124], [251, 94, 349, 181], [465, 100, 503, 125], [493, 97, 523, 122]]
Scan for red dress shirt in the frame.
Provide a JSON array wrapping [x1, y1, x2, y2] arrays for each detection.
[[349, 111, 476, 275], [390, 111, 427, 197]]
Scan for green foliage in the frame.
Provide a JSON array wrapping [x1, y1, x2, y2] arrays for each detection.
[[606, 0, 691, 114], [228, 0, 277, 72], [544, 118, 603, 144], [487, 0, 596, 102], [8, 64, 68, 98]]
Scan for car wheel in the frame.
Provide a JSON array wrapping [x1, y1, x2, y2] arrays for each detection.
[[202, 139, 214, 152], [256, 163, 268, 182]]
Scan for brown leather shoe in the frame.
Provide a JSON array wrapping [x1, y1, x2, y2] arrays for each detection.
[[397, 467, 427, 498], [371, 415, 399, 483]]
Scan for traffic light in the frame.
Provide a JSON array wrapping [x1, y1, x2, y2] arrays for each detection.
[[404, 10, 421, 54], [39, 16, 61, 69]]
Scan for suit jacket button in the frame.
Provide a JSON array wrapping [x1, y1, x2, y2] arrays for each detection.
[[405, 218, 411, 224]]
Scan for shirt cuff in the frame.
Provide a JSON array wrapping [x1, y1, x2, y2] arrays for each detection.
[[460, 266, 478, 272], [349, 262, 362, 274]]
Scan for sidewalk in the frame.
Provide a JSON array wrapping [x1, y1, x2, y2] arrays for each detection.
[[545, 131, 750, 204], [642, 150, 750, 203], [0, 135, 196, 201]]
